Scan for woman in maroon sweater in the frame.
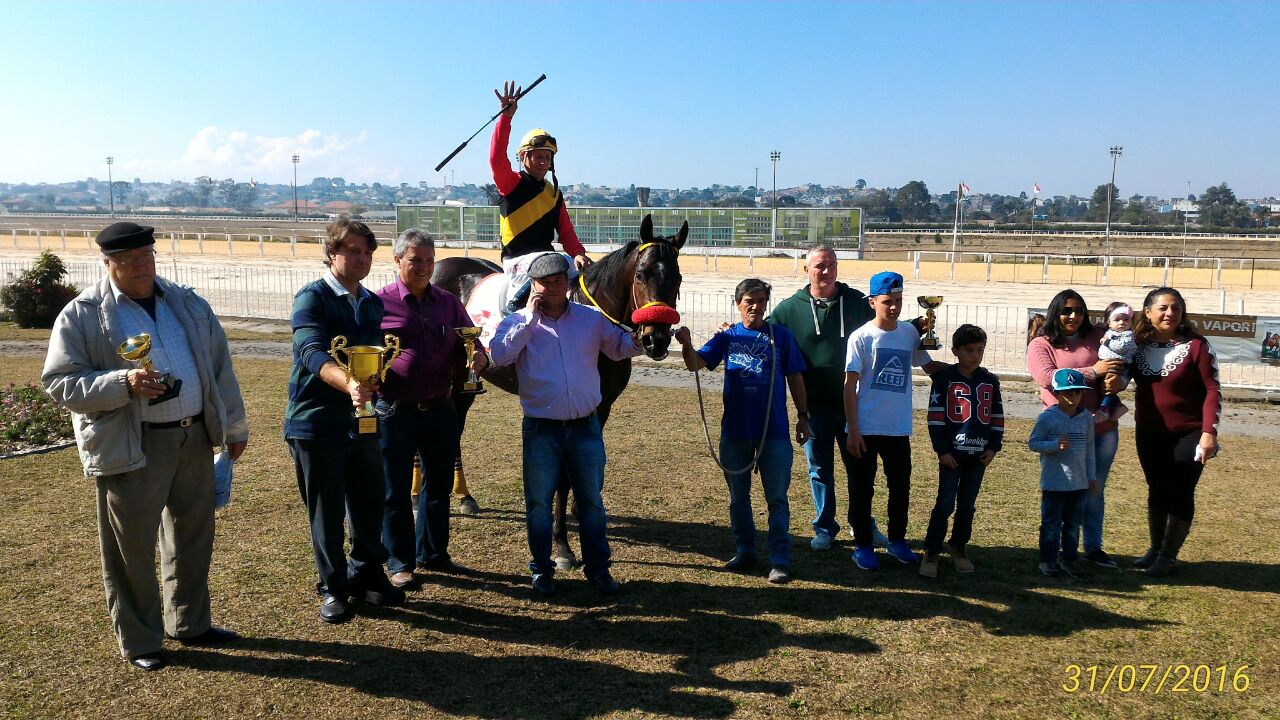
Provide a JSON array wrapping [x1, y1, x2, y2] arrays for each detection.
[[1131, 286, 1221, 577]]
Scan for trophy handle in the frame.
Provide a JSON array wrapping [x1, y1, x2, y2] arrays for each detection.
[[380, 334, 402, 382], [329, 335, 351, 376]]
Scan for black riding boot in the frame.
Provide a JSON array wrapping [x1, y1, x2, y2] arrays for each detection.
[[1146, 516, 1191, 577], [505, 279, 533, 315], [1133, 508, 1167, 569]]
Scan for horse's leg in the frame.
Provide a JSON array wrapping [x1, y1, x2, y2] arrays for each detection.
[[552, 472, 576, 571], [451, 390, 480, 515]]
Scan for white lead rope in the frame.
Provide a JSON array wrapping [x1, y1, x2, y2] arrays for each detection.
[[690, 323, 777, 476]]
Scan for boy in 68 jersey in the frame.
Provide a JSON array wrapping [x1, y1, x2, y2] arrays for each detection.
[[921, 324, 1004, 577]]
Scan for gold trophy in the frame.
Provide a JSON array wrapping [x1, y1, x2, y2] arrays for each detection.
[[117, 333, 182, 405], [917, 295, 944, 350], [329, 334, 401, 435], [455, 327, 486, 395]]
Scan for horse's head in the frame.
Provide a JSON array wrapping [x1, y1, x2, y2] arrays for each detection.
[[628, 214, 687, 361]]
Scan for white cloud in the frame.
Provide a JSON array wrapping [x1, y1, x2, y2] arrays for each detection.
[[118, 126, 369, 182]]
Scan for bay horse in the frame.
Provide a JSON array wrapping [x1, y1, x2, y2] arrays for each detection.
[[432, 214, 687, 569]]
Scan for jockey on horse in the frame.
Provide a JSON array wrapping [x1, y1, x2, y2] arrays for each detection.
[[490, 80, 592, 315]]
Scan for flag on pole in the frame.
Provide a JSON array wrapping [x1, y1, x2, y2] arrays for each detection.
[[1033, 182, 1041, 195], [959, 182, 970, 197]]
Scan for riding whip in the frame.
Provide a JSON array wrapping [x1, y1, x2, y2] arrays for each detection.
[[435, 74, 548, 172]]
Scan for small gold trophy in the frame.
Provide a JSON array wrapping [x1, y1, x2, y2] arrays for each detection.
[[917, 295, 944, 350], [329, 334, 401, 435], [117, 333, 182, 405], [455, 327, 486, 395]]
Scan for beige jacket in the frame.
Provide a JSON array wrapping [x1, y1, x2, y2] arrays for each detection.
[[41, 276, 248, 477]]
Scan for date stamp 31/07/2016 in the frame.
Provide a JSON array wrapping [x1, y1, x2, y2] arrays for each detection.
[[1062, 664, 1252, 695]]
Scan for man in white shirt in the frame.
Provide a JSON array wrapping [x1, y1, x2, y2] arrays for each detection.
[[489, 253, 643, 596]]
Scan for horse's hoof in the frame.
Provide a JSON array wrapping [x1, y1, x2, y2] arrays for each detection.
[[554, 546, 577, 571], [458, 496, 481, 515]]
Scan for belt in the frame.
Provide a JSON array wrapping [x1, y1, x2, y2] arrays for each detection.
[[529, 413, 596, 427], [143, 415, 202, 430], [387, 398, 450, 412]]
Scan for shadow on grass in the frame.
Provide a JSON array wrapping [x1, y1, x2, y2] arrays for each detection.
[[601, 513, 1184, 638], [175, 610, 868, 719]]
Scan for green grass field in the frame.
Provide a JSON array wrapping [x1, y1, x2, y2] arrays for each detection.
[[0, 354, 1276, 719]]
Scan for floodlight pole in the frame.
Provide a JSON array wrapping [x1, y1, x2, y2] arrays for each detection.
[[949, 183, 963, 281], [1104, 145, 1122, 255], [106, 156, 114, 217], [770, 150, 780, 245], [1182, 179, 1190, 257], [292, 155, 300, 219]]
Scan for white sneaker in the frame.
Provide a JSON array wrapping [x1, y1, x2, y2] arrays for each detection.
[[810, 531, 834, 551]]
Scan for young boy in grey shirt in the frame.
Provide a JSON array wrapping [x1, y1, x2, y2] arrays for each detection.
[[1028, 368, 1098, 578]]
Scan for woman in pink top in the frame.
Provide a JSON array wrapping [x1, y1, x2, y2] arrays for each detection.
[[1130, 287, 1221, 577], [1026, 289, 1126, 570]]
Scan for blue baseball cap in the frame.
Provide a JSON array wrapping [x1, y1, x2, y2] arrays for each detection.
[[1052, 368, 1090, 391], [868, 271, 904, 297]]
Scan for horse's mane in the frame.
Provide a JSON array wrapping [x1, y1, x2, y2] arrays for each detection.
[[580, 236, 680, 290], [581, 240, 641, 290]]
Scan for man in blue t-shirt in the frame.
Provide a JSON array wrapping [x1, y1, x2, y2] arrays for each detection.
[[675, 278, 809, 584]]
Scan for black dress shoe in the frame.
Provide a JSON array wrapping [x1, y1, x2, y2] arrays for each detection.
[[320, 594, 350, 624], [351, 574, 406, 607], [129, 653, 166, 671], [168, 626, 240, 646], [588, 571, 621, 596], [724, 554, 758, 572]]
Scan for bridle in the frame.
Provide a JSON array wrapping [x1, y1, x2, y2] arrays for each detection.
[[577, 240, 678, 333]]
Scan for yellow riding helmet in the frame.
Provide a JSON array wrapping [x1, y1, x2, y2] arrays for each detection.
[[517, 128, 558, 157]]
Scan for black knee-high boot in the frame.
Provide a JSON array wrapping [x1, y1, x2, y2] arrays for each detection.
[[1133, 507, 1167, 569], [1146, 515, 1190, 577]]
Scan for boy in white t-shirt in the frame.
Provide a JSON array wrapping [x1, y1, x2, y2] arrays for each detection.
[[844, 271, 946, 570]]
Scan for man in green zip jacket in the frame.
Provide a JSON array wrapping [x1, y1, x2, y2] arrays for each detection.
[[769, 246, 916, 551]]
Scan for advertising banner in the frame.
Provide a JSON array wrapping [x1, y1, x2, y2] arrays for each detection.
[[1027, 309, 1280, 366]]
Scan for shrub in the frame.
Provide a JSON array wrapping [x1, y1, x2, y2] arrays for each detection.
[[0, 250, 79, 328], [0, 382, 74, 454]]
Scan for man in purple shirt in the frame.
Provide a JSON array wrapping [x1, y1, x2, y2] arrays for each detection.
[[489, 253, 643, 597], [376, 229, 488, 589]]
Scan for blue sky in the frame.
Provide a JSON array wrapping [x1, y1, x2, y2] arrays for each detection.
[[4, 1, 1277, 198]]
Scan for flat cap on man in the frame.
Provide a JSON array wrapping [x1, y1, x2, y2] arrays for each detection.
[[528, 253, 569, 279], [96, 222, 156, 254]]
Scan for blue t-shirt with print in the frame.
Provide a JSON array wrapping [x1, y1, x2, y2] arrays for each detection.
[[697, 322, 807, 441]]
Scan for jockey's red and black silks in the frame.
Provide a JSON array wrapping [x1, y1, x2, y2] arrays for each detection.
[[499, 171, 564, 259]]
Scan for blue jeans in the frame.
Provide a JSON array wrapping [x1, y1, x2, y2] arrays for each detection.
[[1040, 489, 1086, 564], [924, 454, 986, 555], [802, 406, 855, 537], [378, 399, 460, 574], [1076, 427, 1119, 554], [521, 414, 611, 578], [720, 436, 793, 567]]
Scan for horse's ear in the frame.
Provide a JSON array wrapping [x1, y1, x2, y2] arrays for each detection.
[[640, 214, 654, 242], [674, 221, 689, 250]]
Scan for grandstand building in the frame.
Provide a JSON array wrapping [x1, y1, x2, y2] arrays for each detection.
[[396, 205, 863, 251]]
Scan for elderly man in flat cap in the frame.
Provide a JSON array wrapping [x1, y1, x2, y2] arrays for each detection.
[[42, 221, 248, 671], [489, 253, 643, 597]]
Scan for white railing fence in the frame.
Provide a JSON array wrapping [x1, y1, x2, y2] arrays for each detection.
[[1, 260, 1275, 390]]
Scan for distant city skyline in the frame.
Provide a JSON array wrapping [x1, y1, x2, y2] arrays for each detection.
[[4, 1, 1277, 198]]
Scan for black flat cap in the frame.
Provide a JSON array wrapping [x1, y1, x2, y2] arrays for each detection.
[[96, 222, 155, 254], [528, 253, 569, 279]]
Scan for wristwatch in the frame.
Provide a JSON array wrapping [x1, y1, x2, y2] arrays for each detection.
[[796, 411, 810, 420]]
